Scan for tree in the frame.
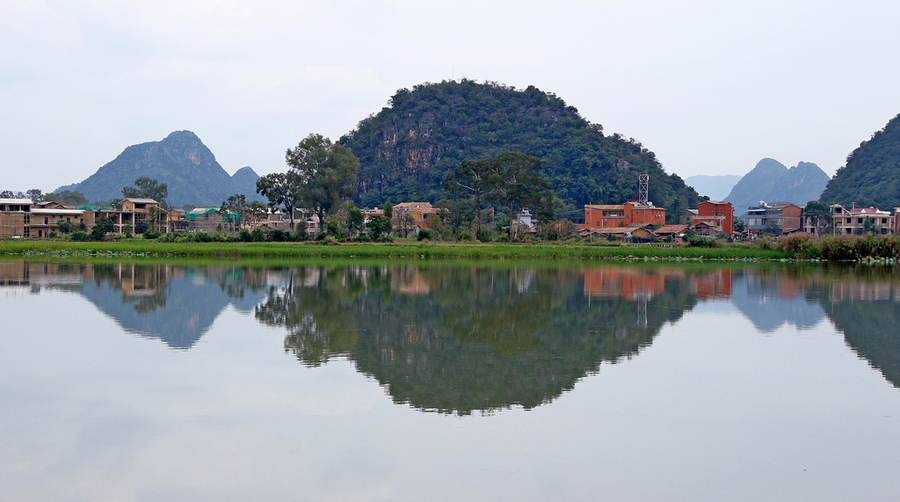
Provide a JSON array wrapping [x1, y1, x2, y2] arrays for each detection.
[[123, 177, 169, 209], [383, 201, 393, 219], [487, 152, 553, 239], [91, 217, 114, 240], [366, 215, 393, 240], [45, 190, 88, 206], [26, 189, 42, 203], [257, 172, 301, 231], [286, 133, 360, 232], [803, 200, 832, 236], [247, 200, 268, 225], [444, 158, 497, 241], [220, 194, 248, 232], [346, 202, 364, 239], [57, 219, 76, 234]]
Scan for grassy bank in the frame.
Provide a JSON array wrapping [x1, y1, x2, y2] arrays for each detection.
[[0, 239, 794, 261]]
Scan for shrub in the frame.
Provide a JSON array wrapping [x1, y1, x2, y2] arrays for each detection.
[[775, 233, 817, 255], [268, 228, 290, 242], [687, 236, 720, 248], [143, 228, 161, 239], [70, 231, 90, 241], [417, 228, 435, 241]]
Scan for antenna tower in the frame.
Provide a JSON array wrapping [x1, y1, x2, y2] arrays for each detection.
[[638, 174, 649, 206]]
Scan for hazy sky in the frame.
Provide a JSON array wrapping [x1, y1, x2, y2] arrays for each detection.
[[2, 0, 899, 193]]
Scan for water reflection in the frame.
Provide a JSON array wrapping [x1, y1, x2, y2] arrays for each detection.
[[3, 261, 900, 413]]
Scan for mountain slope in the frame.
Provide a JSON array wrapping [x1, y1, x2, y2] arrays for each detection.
[[58, 131, 261, 207], [339, 80, 702, 221], [820, 113, 900, 208], [725, 158, 830, 215]]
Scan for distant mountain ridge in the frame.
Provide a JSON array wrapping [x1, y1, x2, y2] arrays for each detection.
[[724, 158, 830, 216], [820, 113, 900, 209], [57, 131, 261, 207]]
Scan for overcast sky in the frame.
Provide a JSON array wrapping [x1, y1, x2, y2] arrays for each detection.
[[2, 0, 899, 193]]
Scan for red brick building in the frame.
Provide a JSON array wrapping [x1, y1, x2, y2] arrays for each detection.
[[584, 202, 666, 229], [692, 201, 734, 235]]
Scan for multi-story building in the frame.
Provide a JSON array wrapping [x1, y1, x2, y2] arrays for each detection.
[[0, 197, 167, 237], [745, 202, 802, 236], [584, 202, 667, 230], [831, 204, 894, 235], [692, 201, 734, 235]]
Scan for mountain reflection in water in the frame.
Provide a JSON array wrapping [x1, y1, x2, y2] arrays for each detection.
[[2, 261, 899, 414]]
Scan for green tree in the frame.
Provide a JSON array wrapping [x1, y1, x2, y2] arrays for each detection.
[[123, 177, 169, 209], [91, 217, 114, 240], [346, 202, 364, 239], [286, 133, 360, 232], [366, 215, 393, 240], [382, 200, 393, 219], [803, 200, 832, 236], [487, 152, 554, 239], [220, 194, 248, 232], [257, 172, 301, 231], [444, 158, 497, 241], [26, 189, 42, 203], [45, 190, 88, 206]]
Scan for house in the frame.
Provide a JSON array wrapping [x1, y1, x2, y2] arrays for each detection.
[[692, 201, 734, 235], [393, 202, 446, 236], [584, 202, 667, 230], [29, 207, 88, 238], [0, 198, 34, 238], [185, 208, 224, 233], [653, 224, 689, 242], [746, 202, 802, 236], [831, 204, 894, 235]]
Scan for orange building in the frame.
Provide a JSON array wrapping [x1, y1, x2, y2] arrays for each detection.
[[693, 201, 734, 235], [584, 202, 666, 229]]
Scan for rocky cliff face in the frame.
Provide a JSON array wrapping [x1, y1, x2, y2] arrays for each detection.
[[58, 131, 261, 207], [725, 158, 830, 216], [340, 80, 702, 220]]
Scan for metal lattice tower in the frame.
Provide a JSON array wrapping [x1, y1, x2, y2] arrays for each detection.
[[638, 174, 649, 206]]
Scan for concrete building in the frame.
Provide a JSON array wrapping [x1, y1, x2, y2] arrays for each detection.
[[746, 202, 802, 236], [831, 204, 894, 235]]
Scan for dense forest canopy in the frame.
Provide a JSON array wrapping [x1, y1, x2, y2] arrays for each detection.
[[340, 80, 702, 222], [820, 113, 900, 209]]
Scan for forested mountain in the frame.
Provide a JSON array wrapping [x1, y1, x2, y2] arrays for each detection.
[[339, 80, 702, 221], [57, 131, 261, 207], [820, 113, 900, 208], [724, 158, 829, 216]]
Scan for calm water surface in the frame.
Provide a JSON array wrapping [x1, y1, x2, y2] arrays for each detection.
[[2, 261, 900, 501]]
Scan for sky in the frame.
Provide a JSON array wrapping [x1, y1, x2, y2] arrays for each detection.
[[2, 0, 899, 193]]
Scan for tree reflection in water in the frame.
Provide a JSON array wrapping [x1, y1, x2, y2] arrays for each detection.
[[256, 264, 699, 415]]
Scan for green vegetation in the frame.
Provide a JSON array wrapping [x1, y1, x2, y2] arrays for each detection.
[[821, 113, 900, 209], [340, 79, 703, 221], [0, 238, 792, 261]]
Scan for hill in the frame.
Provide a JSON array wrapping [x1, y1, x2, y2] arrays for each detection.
[[684, 174, 742, 201], [57, 131, 261, 207], [339, 80, 702, 221], [820, 113, 900, 209], [725, 158, 830, 216]]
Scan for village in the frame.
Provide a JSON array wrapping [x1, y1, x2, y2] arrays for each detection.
[[2, 190, 898, 242]]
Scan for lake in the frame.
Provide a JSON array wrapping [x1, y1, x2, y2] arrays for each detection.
[[2, 260, 900, 501]]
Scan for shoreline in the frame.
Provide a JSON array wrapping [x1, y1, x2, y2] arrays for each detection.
[[0, 239, 796, 261]]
